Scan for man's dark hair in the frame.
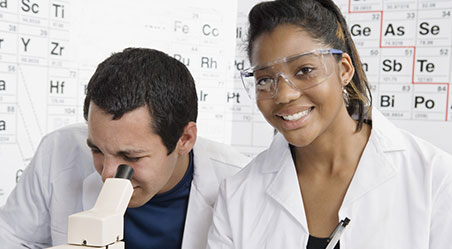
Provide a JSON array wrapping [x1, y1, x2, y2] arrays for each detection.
[[83, 48, 198, 154]]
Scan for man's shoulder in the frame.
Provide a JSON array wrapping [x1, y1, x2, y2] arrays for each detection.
[[32, 123, 93, 179], [43, 123, 88, 141], [190, 137, 252, 205]]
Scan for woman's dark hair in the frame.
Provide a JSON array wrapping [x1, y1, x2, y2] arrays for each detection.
[[83, 48, 198, 154], [247, 0, 372, 131]]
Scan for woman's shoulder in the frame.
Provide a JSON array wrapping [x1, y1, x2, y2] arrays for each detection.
[[222, 133, 290, 195], [371, 108, 452, 190]]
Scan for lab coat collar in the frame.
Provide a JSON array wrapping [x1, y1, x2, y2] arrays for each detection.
[[261, 107, 405, 172], [261, 134, 308, 231], [191, 137, 223, 206], [341, 107, 404, 207], [191, 136, 250, 205], [260, 107, 407, 226], [260, 133, 291, 173], [370, 108, 406, 152]]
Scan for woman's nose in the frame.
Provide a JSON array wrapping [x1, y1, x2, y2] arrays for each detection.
[[273, 74, 302, 104]]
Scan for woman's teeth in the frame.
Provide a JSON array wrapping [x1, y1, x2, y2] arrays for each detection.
[[281, 108, 312, 121]]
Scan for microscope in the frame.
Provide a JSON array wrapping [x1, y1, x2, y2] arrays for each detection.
[[49, 164, 134, 249]]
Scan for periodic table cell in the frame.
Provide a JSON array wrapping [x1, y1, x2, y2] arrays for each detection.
[[378, 84, 413, 113], [0, 110, 16, 138], [18, 0, 50, 21], [414, 47, 450, 83], [416, 14, 452, 46], [379, 49, 414, 81], [48, 39, 71, 60], [411, 84, 448, 117], [0, 31, 18, 55], [0, 72, 17, 96], [381, 14, 417, 46], [169, 43, 197, 71], [348, 13, 382, 47], [48, 0, 70, 21], [47, 77, 76, 98], [17, 35, 47, 58], [360, 48, 380, 75]]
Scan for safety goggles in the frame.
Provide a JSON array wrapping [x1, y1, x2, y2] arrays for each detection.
[[240, 48, 343, 100]]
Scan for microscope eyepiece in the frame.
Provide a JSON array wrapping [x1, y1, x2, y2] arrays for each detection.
[[114, 164, 134, 180]]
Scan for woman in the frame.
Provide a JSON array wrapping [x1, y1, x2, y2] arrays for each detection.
[[207, 0, 452, 248]]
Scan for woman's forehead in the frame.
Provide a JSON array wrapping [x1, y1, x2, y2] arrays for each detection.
[[250, 24, 322, 65]]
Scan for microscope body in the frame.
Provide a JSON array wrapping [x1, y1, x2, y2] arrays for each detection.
[[48, 165, 134, 249]]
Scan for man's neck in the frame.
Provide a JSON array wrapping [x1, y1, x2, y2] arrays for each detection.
[[158, 152, 191, 194]]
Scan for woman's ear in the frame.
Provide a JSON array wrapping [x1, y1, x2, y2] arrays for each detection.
[[339, 53, 355, 86], [175, 121, 197, 155]]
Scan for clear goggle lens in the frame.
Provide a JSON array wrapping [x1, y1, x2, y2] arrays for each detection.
[[241, 49, 343, 100]]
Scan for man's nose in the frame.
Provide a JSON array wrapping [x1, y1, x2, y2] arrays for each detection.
[[101, 157, 122, 182]]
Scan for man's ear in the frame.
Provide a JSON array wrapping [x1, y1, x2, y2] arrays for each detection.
[[339, 53, 355, 86], [175, 121, 197, 155]]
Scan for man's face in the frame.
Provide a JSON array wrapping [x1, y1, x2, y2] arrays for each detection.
[[87, 103, 183, 208]]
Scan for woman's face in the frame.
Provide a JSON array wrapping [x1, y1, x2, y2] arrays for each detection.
[[251, 24, 353, 147]]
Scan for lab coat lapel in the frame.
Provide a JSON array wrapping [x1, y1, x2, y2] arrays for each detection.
[[263, 134, 308, 232], [341, 108, 403, 208], [182, 137, 231, 249], [340, 134, 397, 207]]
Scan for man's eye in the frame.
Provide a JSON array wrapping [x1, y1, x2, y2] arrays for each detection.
[[256, 77, 274, 91], [91, 148, 102, 154], [124, 156, 140, 162]]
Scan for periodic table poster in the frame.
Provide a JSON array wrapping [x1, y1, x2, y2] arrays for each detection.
[[1, 0, 451, 205], [0, 0, 242, 205], [234, 0, 452, 155]]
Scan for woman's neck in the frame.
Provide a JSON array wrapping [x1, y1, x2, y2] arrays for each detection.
[[293, 113, 371, 176]]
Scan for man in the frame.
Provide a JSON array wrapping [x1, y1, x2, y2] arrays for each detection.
[[0, 48, 250, 249]]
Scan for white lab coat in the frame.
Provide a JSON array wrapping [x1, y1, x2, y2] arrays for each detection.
[[207, 108, 452, 249], [0, 123, 251, 249]]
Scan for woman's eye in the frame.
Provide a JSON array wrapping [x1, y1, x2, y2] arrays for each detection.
[[296, 67, 314, 76], [256, 77, 274, 90]]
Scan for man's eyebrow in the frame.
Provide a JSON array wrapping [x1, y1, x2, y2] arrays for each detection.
[[117, 149, 147, 156], [86, 139, 147, 155]]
